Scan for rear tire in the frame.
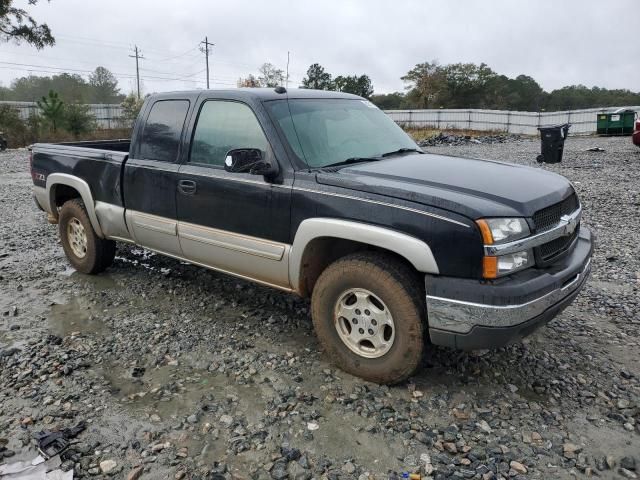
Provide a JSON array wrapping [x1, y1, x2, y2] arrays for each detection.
[[59, 198, 116, 274], [311, 251, 425, 384]]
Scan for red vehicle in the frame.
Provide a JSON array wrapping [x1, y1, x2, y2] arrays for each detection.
[[633, 116, 640, 147]]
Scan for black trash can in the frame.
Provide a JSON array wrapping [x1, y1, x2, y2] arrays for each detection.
[[537, 123, 570, 163]]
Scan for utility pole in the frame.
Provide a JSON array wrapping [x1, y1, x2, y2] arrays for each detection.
[[286, 51, 290, 89], [200, 37, 215, 88], [129, 46, 144, 99]]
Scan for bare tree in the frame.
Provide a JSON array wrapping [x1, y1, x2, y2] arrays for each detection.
[[237, 74, 260, 88], [257, 63, 284, 88]]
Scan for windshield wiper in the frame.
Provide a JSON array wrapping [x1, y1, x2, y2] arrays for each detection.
[[323, 157, 381, 168], [381, 148, 424, 157]]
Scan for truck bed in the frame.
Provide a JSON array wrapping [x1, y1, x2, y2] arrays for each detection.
[[31, 139, 130, 209]]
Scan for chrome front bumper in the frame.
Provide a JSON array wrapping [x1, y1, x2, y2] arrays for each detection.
[[426, 227, 593, 349]]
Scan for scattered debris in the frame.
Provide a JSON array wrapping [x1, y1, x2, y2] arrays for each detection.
[[32, 422, 86, 459], [0, 455, 72, 479], [418, 132, 522, 147]]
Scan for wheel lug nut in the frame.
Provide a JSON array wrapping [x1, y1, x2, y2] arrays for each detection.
[[368, 329, 374, 335], [371, 319, 377, 326], [358, 328, 364, 334], [364, 309, 370, 315], [352, 318, 358, 324], [355, 309, 361, 315]]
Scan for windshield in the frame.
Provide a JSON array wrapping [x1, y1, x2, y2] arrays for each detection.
[[265, 99, 418, 168]]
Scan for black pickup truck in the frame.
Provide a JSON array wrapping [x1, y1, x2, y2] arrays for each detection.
[[31, 88, 592, 384]]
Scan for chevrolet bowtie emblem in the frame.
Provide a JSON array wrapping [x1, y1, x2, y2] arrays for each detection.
[[560, 214, 579, 236]]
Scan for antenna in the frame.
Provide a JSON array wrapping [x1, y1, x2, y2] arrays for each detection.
[[286, 51, 290, 88]]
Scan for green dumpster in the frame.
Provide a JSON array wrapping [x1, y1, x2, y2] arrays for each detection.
[[596, 108, 636, 135]]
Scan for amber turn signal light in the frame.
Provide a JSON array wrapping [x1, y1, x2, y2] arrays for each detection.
[[476, 219, 494, 245], [482, 256, 498, 279]]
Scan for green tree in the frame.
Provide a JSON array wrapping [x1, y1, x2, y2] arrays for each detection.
[[37, 89, 64, 131], [436, 62, 497, 108], [120, 92, 144, 128], [333, 74, 374, 98], [0, 0, 54, 49], [401, 61, 549, 110], [370, 92, 406, 109], [508, 75, 546, 111], [0, 84, 10, 100], [9, 73, 89, 102], [88, 66, 122, 103], [64, 103, 96, 136], [302, 63, 333, 90], [26, 111, 42, 139], [401, 61, 447, 108], [257, 63, 284, 88]]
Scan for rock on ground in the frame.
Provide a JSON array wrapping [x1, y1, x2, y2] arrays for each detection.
[[0, 137, 639, 478]]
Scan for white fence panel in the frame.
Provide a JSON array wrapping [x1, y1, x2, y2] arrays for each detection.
[[385, 106, 640, 136], [0, 101, 126, 129]]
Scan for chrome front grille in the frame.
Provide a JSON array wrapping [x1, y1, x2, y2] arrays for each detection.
[[538, 227, 579, 261], [533, 193, 579, 233], [533, 193, 580, 265]]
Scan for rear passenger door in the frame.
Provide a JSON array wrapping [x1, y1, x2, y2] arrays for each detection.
[[123, 99, 190, 256]]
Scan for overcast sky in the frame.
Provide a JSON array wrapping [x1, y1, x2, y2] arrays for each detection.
[[1, 0, 638, 97]]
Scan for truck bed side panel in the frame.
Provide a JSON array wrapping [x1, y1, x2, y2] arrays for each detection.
[[32, 145, 127, 207]]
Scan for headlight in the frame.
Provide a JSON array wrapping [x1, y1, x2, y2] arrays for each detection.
[[476, 218, 533, 278], [476, 218, 530, 244]]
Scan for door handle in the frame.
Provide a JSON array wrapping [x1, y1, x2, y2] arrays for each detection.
[[178, 179, 197, 195]]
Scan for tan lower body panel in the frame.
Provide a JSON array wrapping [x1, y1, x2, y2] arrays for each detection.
[[95, 202, 132, 241], [178, 221, 290, 288], [125, 210, 182, 257], [117, 209, 291, 290]]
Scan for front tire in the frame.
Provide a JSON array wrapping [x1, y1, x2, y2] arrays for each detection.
[[59, 198, 116, 274], [311, 252, 425, 384]]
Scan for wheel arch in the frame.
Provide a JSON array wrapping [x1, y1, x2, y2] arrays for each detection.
[[289, 218, 439, 296], [46, 173, 104, 238]]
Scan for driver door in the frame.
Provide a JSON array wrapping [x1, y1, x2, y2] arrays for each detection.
[[176, 99, 291, 288]]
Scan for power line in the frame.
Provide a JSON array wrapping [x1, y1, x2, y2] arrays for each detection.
[[149, 45, 201, 63], [0, 61, 226, 84]]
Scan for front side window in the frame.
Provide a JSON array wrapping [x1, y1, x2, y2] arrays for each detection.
[[139, 100, 190, 162], [265, 99, 417, 168], [190, 101, 269, 166]]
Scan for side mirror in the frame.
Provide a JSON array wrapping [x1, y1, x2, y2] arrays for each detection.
[[224, 148, 278, 177]]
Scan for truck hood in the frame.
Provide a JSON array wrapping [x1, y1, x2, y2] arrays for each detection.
[[316, 153, 574, 219]]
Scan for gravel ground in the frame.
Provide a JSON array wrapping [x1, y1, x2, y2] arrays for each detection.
[[1, 136, 639, 480]]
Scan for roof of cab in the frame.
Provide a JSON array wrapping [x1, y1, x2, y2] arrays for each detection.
[[149, 88, 363, 101]]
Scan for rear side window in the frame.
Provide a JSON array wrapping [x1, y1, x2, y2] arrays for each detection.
[[139, 100, 190, 162], [190, 100, 269, 166]]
